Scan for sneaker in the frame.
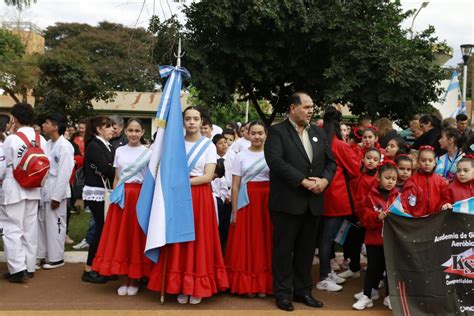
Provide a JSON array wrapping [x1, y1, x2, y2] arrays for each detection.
[[177, 294, 189, 304], [328, 271, 346, 284], [72, 238, 89, 250], [354, 289, 380, 301], [330, 258, 341, 271], [361, 244, 367, 256], [341, 258, 351, 270], [316, 279, 343, 292], [189, 296, 202, 304], [42, 260, 65, 269], [36, 259, 46, 270], [117, 285, 128, 296], [84, 206, 91, 213], [127, 286, 139, 296], [378, 280, 384, 289], [247, 293, 256, 298], [257, 293, 267, 298], [383, 296, 392, 310], [338, 269, 360, 279], [65, 235, 75, 245], [352, 295, 373, 310]]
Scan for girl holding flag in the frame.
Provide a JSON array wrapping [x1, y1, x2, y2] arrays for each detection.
[[442, 155, 473, 209], [148, 106, 228, 304], [353, 161, 398, 311], [225, 121, 272, 297], [92, 118, 152, 296]]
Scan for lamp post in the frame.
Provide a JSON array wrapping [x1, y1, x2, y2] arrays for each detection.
[[461, 44, 473, 120], [410, 1, 429, 40]]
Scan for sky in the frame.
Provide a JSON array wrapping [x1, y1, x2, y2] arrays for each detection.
[[0, 0, 473, 67]]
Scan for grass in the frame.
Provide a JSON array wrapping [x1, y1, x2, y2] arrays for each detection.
[[0, 204, 91, 252]]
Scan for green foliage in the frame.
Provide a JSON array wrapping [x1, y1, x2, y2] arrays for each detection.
[[0, 29, 24, 61], [149, 15, 183, 67], [183, 0, 444, 125], [34, 49, 114, 123], [3, 0, 36, 10]]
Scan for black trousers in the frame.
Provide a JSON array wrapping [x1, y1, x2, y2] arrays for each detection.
[[343, 224, 365, 273], [271, 211, 320, 300], [363, 245, 388, 298], [216, 197, 232, 254], [85, 200, 105, 266]]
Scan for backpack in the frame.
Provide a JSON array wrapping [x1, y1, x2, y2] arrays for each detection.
[[13, 132, 50, 188], [73, 167, 85, 199]]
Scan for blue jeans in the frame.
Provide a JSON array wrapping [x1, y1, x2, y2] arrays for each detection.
[[85, 216, 95, 245], [318, 216, 344, 280]]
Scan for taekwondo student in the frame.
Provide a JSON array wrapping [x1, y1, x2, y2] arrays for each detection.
[[37, 114, 74, 269], [1, 103, 47, 283]]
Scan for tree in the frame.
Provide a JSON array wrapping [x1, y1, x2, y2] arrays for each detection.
[[4, 0, 36, 10], [33, 49, 114, 123], [43, 22, 159, 92], [184, 0, 444, 125]]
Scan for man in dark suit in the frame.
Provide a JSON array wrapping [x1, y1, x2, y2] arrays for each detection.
[[264, 92, 336, 312]]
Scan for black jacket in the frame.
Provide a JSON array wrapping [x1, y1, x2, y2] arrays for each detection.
[[412, 128, 443, 156], [264, 119, 336, 216], [84, 137, 115, 188]]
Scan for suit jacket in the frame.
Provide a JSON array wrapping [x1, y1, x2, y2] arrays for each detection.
[[264, 119, 336, 216], [84, 137, 115, 188]]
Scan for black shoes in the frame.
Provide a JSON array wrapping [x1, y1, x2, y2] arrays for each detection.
[[276, 298, 294, 312], [293, 294, 324, 308], [81, 271, 107, 284], [6, 270, 28, 283]]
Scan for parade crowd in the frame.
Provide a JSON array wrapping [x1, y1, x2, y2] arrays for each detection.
[[0, 95, 473, 312]]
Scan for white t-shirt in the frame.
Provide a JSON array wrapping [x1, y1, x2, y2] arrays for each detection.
[[185, 140, 217, 176], [113, 144, 148, 183], [231, 137, 251, 154], [232, 149, 269, 182]]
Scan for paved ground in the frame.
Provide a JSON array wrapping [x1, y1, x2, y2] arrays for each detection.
[[0, 262, 391, 315]]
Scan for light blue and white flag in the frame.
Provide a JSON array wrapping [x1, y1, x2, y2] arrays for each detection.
[[389, 195, 413, 218], [334, 219, 352, 245], [452, 197, 474, 215], [236, 156, 267, 210], [444, 71, 465, 118], [136, 65, 195, 263]]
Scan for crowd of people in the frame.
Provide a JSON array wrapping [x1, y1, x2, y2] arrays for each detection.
[[0, 97, 473, 312]]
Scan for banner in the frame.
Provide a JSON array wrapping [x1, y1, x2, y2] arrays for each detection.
[[384, 210, 474, 315]]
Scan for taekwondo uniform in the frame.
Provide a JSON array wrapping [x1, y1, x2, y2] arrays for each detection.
[[37, 135, 74, 265], [0, 127, 47, 274]]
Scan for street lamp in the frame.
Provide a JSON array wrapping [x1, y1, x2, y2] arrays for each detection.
[[461, 44, 474, 120], [410, 1, 429, 39]]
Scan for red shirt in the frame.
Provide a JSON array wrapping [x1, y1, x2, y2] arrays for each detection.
[[397, 179, 427, 217], [360, 184, 399, 246], [74, 137, 85, 156], [445, 180, 473, 204], [351, 169, 378, 219], [323, 138, 361, 217], [410, 172, 449, 216]]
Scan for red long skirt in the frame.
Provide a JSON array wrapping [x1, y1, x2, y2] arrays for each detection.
[[92, 183, 153, 279], [225, 181, 273, 294], [147, 183, 229, 298]]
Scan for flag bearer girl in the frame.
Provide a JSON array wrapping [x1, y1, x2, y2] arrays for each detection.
[[225, 121, 272, 296], [148, 106, 228, 304], [92, 118, 152, 296]]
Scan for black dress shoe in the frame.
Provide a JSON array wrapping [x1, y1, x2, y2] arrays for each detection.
[[26, 272, 34, 279], [276, 298, 294, 312], [3, 272, 10, 279], [293, 295, 323, 308], [105, 275, 118, 281], [8, 270, 28, 283], [82, 271, 107, 284]]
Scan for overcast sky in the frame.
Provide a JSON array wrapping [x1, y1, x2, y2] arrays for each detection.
[[0, 0, 472, 66]]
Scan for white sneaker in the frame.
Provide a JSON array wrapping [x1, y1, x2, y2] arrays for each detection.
[[189, 296, 202, 304], [330, 258, 341, 271], [383, 296, 392, 310], [65, 235, 75, 245], [341, 258, 351, 270], [338, 269, 360, 279], [354, 289, 380, 300], [127, 286, 139, 296], [42, 261, 65, 269], [328, 271, 346, 284], [117, 285, 128, 296], [257, 293, 267, 298], [177, 294, 189, 304], [361, 244, 367, 256], [72, 238, 89, 250], [316, 278, 343, 292], [352, 295, 373, 310]]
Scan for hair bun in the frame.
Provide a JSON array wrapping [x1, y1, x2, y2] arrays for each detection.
[[323, 106, 342, 123]]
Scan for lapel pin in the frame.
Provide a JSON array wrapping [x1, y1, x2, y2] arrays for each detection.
[[312, 137, 318, 143]]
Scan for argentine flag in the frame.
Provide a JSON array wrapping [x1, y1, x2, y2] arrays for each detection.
[[389, 195, 413, 218], [136, 65, 195, 263], [452, 197, 474, 215], [445, 71, 465, 118]]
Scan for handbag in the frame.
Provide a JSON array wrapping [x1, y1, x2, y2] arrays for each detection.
[[100, 176, 113, 219]]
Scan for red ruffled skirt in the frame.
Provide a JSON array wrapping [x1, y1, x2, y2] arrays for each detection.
[[92, 183, 153, 279], [147, 183, 229, 298], [225, 181, 273, 294]]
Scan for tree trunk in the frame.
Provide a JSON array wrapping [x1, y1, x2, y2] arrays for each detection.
[[6, 88, 21, 104]]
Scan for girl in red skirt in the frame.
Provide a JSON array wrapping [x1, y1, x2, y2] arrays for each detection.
[[92, 118, 153, 296], [147, 106, 228, 304], [226, 121, 272, 297]]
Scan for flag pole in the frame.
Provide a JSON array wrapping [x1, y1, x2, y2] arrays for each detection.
[[160, 37, 185, 305]]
